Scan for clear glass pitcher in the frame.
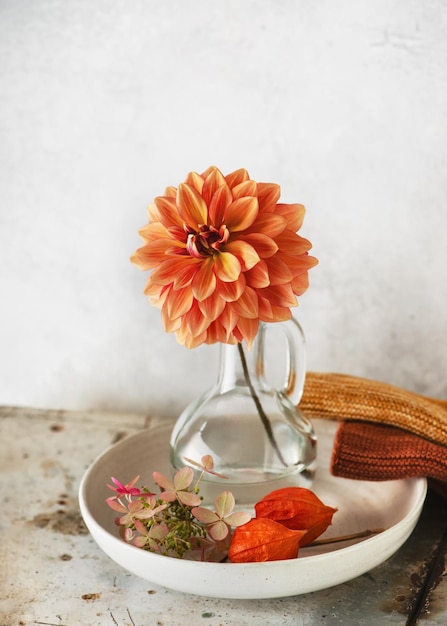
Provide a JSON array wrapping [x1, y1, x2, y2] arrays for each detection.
[[170, 318, 317, 505]]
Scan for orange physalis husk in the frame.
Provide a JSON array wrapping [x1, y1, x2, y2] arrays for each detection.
[[228, 518, 308, 563], [254, 487, 337, 546]]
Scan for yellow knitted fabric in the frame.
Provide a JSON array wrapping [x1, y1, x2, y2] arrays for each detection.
[[300, 372, 447, 447]]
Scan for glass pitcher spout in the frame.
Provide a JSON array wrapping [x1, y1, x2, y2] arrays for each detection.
[[170, 319, 317, 505]]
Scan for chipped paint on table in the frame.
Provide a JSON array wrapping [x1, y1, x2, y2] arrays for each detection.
[[1, 406, 446, 626]]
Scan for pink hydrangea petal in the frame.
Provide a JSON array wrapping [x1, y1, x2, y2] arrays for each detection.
[[209, 520, 229, 541], [122, 527, 134, 542], [159, 490, 177, 502], [105, 498, 128, 513], [134, 535, 147, 548], [201, 455, 214, 470], [152, 471, 174, 490], [134, 520, 148, 535], [178, 490, 201, 507], [173, 466, 194, 490], [214, 491, 235, 518], [225, 511, 251, 527], [192, 507, 219, 524], [149, 523, 169, 540]]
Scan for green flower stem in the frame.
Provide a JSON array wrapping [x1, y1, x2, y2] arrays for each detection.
[[237, 343, 287, 467]]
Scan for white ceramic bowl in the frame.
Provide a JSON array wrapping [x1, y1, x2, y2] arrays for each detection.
[[79, 420, 426, 599]]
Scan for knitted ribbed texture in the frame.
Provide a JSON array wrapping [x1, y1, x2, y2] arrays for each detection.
[[299, 372, 447, 483], [331, 421, 447, 482], [300, 372, 447, 446]]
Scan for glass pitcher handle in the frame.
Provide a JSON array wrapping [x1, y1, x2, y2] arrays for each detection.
[[277, 317, 307, 405]]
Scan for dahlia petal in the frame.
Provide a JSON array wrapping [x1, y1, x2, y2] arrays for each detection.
[[142, 238, 178, 263], [214, 252, 241, 282], [274, 231, 313, 255], [268, 305, 292, 323], [177, 326, 208, 349], [173, 260, 201, 289], [224, 240, 260, 271], [151, 257, 199, 285], [192, 258, 217, 301], [200, 165, 219, 180], [245, 260, 270, 288], [164, 185, 177, 198], [256, 182, 281, 212], [208, 184, 233, 228], [275, 203, 306, 232], [149, 294, 166, 310], [130, 249, 151, 270], [166, 286, 194, 320], [242, 233, 278, 258], [176, 308, 210, 346], [184, 171, 204, 194], [147, 281, 170, 303], [131, 241, 173, 270], [231, 286, 259, 318], [161, 303, 182, 333], [177, 183, 208, 228], [205, 320, 233, 344], [168, 245, 188, 257], [224, 197, 259, 232], [232, 326, 243, 343], [145, 224, 181, 246], [191, 333, 208, 348], [202, 167, 227, 206], [304, 253, 319, 269], [257, 296, 274, 321], [231, 180, 257, 200], [167, 225, 187, 242], [277, 253, 319, 274], [265, 256, 294, 285], [218, 274, 246, 302], [138, 221, 169, 242], [225, 168, 249, 189], [219, 305, 239, 334], [184, 304, 212, 336], [143, 279, 163, 298], [147, 202, 161, 222], [235, 317, 259, 348], [246, 213, 287, 237], [175, 326, 191, 346], [147, 221, 171, 239], [198, 292, 226, 320], [259, 284, 297, 308], [291, 274, 310, 296], [154, 196, 183, 229]]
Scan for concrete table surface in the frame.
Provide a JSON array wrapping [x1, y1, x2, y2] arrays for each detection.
[[1, 406, 446, 626]]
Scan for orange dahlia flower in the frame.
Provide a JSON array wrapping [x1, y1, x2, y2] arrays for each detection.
[[131, 166, 318, 348]]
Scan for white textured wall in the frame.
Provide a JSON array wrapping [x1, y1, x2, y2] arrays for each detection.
[[1, 0, 446, 417]]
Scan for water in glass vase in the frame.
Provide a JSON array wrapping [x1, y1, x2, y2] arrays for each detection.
[[170, 320, 317, 506]]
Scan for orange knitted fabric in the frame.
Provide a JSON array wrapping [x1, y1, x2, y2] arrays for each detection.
[[331, 421, 447, 482], [299, 372, 447, 484]]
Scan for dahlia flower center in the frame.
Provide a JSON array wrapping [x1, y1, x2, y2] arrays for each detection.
[[185, 224, 229, 259]]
